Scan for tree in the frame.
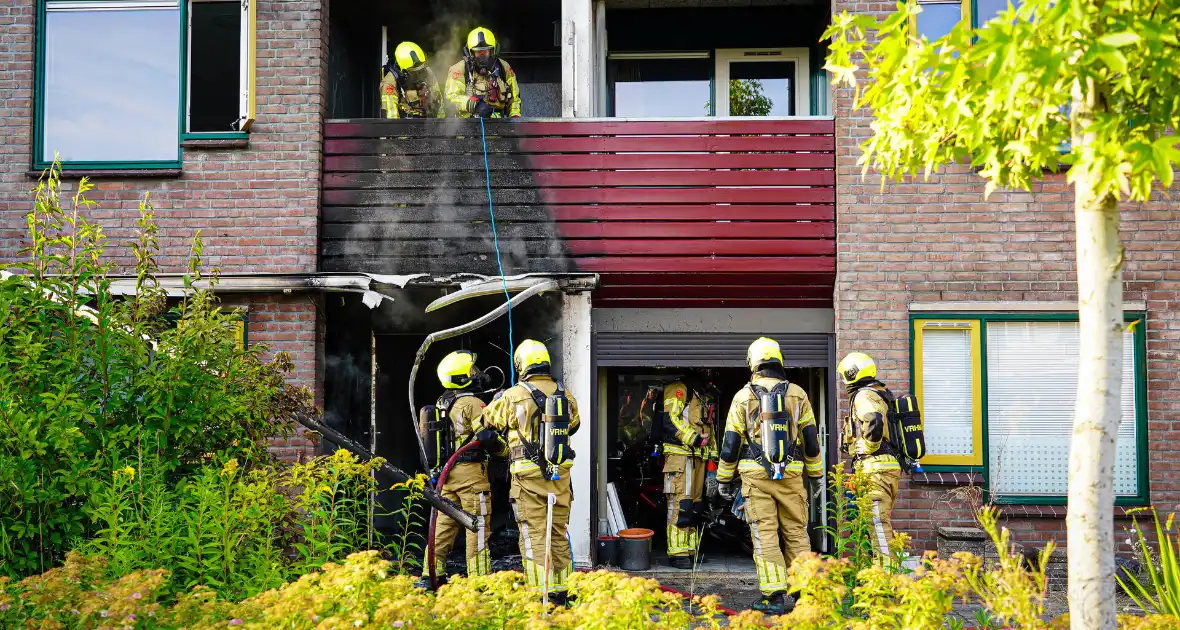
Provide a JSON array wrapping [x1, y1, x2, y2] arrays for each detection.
[[823, 0, 1180, 627], [706, 79, 775, 116]]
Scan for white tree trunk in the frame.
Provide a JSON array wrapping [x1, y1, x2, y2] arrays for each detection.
[[1068, 78, 1124, 630]]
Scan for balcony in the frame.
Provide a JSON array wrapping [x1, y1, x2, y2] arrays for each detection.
[[320, 117, 835, 307]]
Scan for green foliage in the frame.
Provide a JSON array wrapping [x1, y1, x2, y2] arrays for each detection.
[[962, 507, 1053, 627], [0, 553, 727, 629], [73, 450, 408, 601], [823, 0, 1180, 201], [1117, 509, 1180, 616], [0, 163, 311, 577], [729, 79, 774, 116]]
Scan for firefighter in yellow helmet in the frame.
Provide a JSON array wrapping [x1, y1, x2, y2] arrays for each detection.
[[659, 375, 717, 569], [716, 337, 823, 616], [416, 350, 507, 587], [445, 27, 522, 118], [838, 351, 901, 559], [481, 339, 580, 605], [381, 42, 444, 119]]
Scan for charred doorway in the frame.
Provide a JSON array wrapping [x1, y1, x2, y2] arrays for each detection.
[[323, 285, 567, 573]]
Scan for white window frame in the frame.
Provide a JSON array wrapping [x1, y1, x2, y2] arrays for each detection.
[[714, 48, 810, 118], [184, 0, 255, 135]]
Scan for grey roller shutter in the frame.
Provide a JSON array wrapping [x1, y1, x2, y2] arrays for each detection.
[[594, 332, 831, 368]]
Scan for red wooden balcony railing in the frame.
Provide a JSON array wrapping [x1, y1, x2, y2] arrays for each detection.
[[321, 118, 835, 308]]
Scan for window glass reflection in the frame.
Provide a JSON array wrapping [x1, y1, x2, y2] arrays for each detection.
[[611, 58, 711, 118], [728, 61, 793, 116], [915, 2, 962, 40], [43, 3, 181, 163]]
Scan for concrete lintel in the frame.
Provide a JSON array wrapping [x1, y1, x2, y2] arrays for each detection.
[[910, 301, 1148, 313]]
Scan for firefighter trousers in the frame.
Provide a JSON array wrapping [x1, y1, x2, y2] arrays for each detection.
[[741, 469, 810, 595], [510, 467, 573, 593], [664, 453, 707, 557], [865, 467, 901, 559], [422, 462, 492, 578]]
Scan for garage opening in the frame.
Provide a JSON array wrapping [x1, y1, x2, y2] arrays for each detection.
[[594, 330, 836, 572]]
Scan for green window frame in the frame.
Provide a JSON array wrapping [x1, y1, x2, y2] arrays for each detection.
[[910, 312, 1150, 506], [34, 0, 255, 172]]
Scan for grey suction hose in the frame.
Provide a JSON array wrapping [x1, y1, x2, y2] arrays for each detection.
[[407, 280, 560, 473]]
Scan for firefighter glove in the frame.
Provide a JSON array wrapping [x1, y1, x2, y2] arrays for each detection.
[[693, 434, 708, 449], [804, 474, 823, 504], [470, 96, 495, 118], [718, 481, 735, 501]]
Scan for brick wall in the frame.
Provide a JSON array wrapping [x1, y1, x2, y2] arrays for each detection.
[[0, 0, 330, 459], [833, 0, 1180, 552]]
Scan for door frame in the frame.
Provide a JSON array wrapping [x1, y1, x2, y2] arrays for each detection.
[[714, 47, 811, 117]]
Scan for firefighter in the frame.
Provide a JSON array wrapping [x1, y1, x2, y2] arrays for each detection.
[[417, 350, 506, 587], [481, 339, 580, 605], [381, 41, 444, 119], [717, 338, 823, 616], [838, 351, 901, 559], [444, 27, 522, 118], [660, 377, 715, 569]]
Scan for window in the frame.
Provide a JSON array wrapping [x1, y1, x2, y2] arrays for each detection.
[[913, 0, 967, 40], [187, 0, 253, 134], [40, 0, 183, 165], [912, 0, 1022, 40], [608, 54, 712, 118], [714, 49, 810, 118], [912, 320, 983, 466], [36, 0, 255, 170], [912, 313, 1148, 504]]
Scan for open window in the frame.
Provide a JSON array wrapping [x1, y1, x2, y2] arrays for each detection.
[[714, 49, 810, 118], [185, 0, 255, 136]]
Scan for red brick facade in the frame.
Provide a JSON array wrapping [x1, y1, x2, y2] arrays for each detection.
[[0, 0, 329, 459], [832, 0, 1180, 552]]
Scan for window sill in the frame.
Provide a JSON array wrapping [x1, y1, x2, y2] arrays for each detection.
[[992, 504, 1146, 519], [27, 168, 183, 179], [910, 471, 983, 486], [181, 138, 249, 150]]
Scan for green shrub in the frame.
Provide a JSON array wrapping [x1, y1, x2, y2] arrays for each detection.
[[0, 164, 312, 577]]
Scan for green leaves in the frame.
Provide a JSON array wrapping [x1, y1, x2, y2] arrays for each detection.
[[1098, 31, 1141, 47], [825, 0, 1180, 204], [1, 164, 312, 580]]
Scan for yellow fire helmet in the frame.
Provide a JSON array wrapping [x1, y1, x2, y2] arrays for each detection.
[[393, 41, 428, 72], [437, 350, 477, 389], [746, 337, 783, 372], [465, 27, 497, 54], [513, 339, 551, 378], [837, 352, 877, 385]]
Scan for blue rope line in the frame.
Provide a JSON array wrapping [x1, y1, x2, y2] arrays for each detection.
[[479, 116, 515, 385]]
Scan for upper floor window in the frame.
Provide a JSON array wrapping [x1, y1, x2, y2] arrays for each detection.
[[913, 0, 1022, 40], [35, 0, 255, 170], [609, 54, 712, 118], [607, 49, 815, 118], [913, 0, 967, 40]]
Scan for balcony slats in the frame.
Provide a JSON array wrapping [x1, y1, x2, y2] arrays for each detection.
[[321, 118, 835, 307]]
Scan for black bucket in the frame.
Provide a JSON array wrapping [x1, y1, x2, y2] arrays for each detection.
[[619, 536, 652, 571], [596, 536, 619, 567]]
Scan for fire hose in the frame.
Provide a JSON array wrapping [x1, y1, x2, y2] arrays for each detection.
[[292, 412, 478, 532], [406, 280, 558, 474], [427, 439, 483, 589]]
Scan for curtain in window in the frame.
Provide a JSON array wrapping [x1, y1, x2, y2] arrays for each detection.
[[986, 321, 1137, 496], [920, 327, 976, 457]]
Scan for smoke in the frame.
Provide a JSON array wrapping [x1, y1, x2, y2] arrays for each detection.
[[334, 0, 574, 288]]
